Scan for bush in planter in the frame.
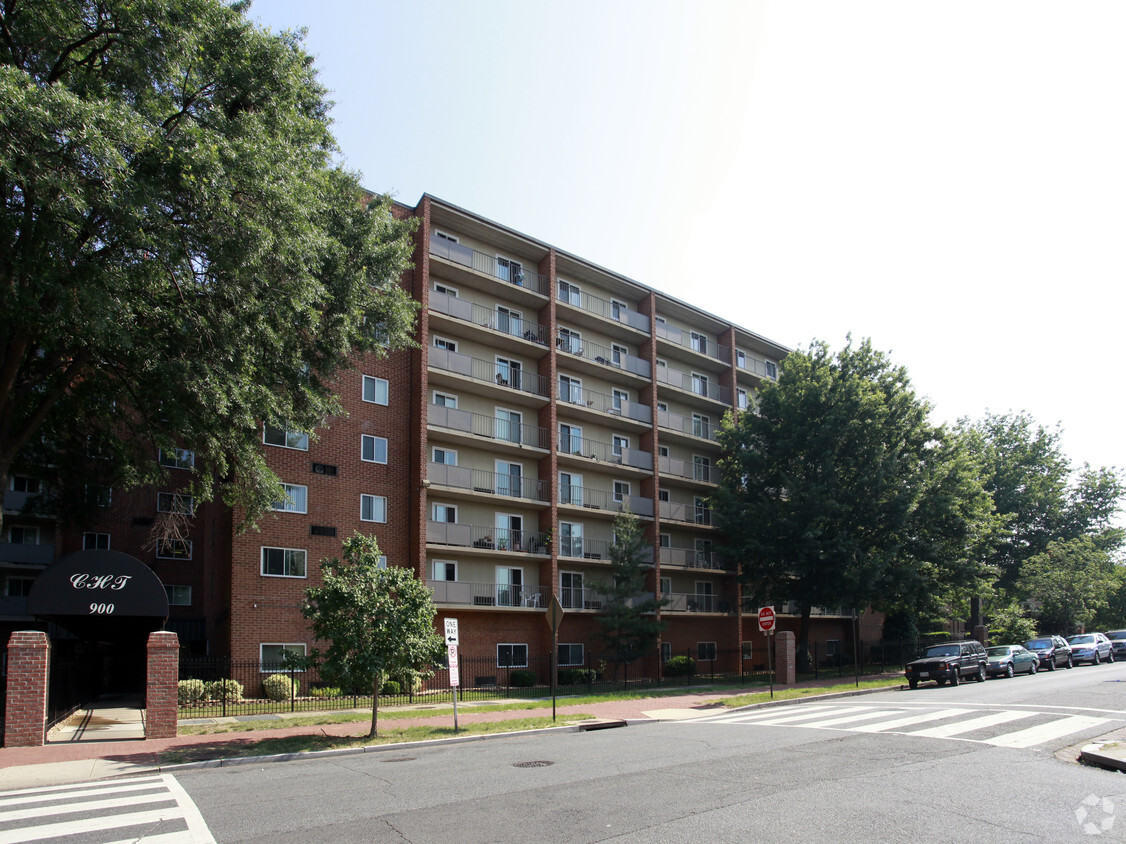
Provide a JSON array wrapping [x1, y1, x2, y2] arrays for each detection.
[[262, 673, 298, 701], [663, 656, 696, 677], [509, 669, 537, 687], [204, 678, 244, 703], [178, 679, 205, 705], [557, 667, 597, 685]]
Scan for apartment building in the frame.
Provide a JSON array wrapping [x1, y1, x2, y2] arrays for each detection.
[[0, 194, 866, 685]]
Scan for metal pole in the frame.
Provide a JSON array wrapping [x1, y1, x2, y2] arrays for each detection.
[[767, 631, 774, 699], [852, 610, 860, 688]]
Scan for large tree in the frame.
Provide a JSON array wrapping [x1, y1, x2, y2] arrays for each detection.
[[302, 534, 445, 739], [0, 0, 418, 534], [713, 338, 996, 664], [1019, 536, 1118, 635]]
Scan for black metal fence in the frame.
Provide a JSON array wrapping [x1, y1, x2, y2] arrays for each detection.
[[47, 655, 100, 731]]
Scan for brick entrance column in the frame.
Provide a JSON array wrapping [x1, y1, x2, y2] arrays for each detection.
[[4, 631, 50, 747], [775, 630, 796, 685], [145, 631, 179, 739]]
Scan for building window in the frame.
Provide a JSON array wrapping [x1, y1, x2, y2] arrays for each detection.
[[497, 643, 528, 668], [434, 230, 458, 243], [611, 299, 628, 320], [495, 408, 521, 443], [690, 332, 708, 355], [659, 576, 671, 595], [657, 401, 669, 413], [6, 576, 34, 597], [557, 279, 580, 306], [272, 483, 307, 514], [361, 494, 387, 523], [692, 413, 711, 439], [158, 448, 195, 470], [613, 481, 630, 504], [691, 372, 708, 397], [433, 391, 457, 408], [697, 642, 717, 661], [559, 643, 585, 667], [495, 357, 521, 388], [432, 560, 457, 581], [362, 375, 389, 405], [261, 546, 307, 578], [432, 446, 457, 466], [83, 532, 110, 550], [165, 585, 192, 606], [496, 305, 522, 336], [560, 570, 584, 609], [263, 424, 308, 451], [559, 522, 583, 557], [559, 375, 582, 404], [693, 455, 711, 482], [736, 350, 747, 369], [157, 492, 195, 514], [827, 639, 841, 658], [9, 475, 39, 494], [611, 343, 628, 366], [260, 643, 306, 671], [7, 525, 38, 544], [612, 389, 629, 413], [376, 555, 388, 569], [156, 539, 192, 560], [431, 503, 457, 523], [742, 641, 754, 661], [654, 315, 667, 326], [737, 389, 749, 410], [496, 255, 523, 284], [86, 485, 112, 507], [559, 472, 582, 506], [433, 282, 458, 297], [361, 435, 388, 464], [659, 533, 671, 549], [558, 327, 582, 354], [661, 641, 672, 663], [559, 424, 582, 454], [765, 360, 778, 379], [612, 435, 629, 457]]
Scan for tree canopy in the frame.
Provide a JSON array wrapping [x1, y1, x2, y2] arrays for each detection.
[[302, 534, 445, 738], [0, 0, 418, 533], [1019, 536, 1118, 635]]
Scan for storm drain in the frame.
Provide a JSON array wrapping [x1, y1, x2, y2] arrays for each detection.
[[513, 760, 554, 768]]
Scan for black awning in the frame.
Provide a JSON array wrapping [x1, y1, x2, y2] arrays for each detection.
[[28, 550, 169, 639]]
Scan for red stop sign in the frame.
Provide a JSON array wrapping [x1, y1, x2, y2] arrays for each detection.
[[758, 606, 776, 632]]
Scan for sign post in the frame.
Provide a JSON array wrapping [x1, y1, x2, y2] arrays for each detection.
[[444, 618, 460, 732], [545, 596, 565, 722], [758, 606, 776, 700]]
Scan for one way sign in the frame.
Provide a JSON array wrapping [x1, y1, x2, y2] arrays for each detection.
[[444, 618, 459, 646]]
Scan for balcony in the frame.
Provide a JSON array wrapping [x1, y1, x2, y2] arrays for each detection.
[[659, 501, 713, 526], [744, 598, 851, 617], [0, 542, 54, 565], [429, 238, 550, 296], [430, 291, 551, 347], [737, 354, 778, 381], [426, 521, 550, 555], [655, 365, 732, 405], [558, 485, 654, 517], [654, 322, 730, 365], [428, 580, 547, 608], [658, 455, 714, 484], [659, 546, 727, 570], [0, 595, 31, 618], [559, 586, 620, 611], [555, 334, 650, 379], [664, 592, 734, 614], [657, 408, 718, 442], [429, 347, 550, 399], [428, 403, 549, 450], [556, 383, 652, 424], [557, 288, 650, 334], [427, 462, 549, 504]]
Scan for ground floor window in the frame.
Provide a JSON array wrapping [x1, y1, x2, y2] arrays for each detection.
[[558, 643, 584, 666], [827, 639, 841, 657], [497, 643, 528, 668], [697, 642, 717, 661], [260, 643, 307, 671], [165, 584, 191, 606], [661, 642, 672, 663], [741, 641, 753, 660]]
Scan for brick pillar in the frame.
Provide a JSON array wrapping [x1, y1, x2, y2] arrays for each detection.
[[4, 631, 50, 747], [973, 625, 988, 647], [145, 631, 180, 739], [775, 631, 796, 685]]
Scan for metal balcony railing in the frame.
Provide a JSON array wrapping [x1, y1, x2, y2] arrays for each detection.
[[0, 542, 55, 565], [659, 501, 713, 525], [428, 580, 548, 608], [737, 354, 779, 380], [428, 403, 550, 449], [557, 434, 653, 470], [654, 323, 730, 364], [429, 291, 551, 346], [554, 333, 651, 378], [556, 535, 611, 561], [430, 238, 550, 296], [429, 347, 550, 398], [556, 382, 652, 424], [656, 408, 718, 441], [426, 521, 550, 554], [427, 462, 549, 503], [659, 547, 726, 570], [741, 598, 851, 616], [655, 365, 732, 404], [664, 592, 734, 613], [558, 485, 654, 517], [658, 455, 714, 483], [557, 287, 650, 333]]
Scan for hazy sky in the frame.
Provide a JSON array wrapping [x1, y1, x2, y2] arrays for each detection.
[[251, 1, 1126, 476]]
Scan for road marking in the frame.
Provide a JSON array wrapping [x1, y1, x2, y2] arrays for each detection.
[[774, 709, 904, 729], [984, 715, 1111, 748], [741, 706, 876, 725], [851, 708, 972, 732], [902, 709, 1036, 738]]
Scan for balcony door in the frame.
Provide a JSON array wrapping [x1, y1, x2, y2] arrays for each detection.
[[496, 565, 524, 607]]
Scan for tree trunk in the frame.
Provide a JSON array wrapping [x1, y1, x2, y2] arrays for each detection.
[[368, 677, 380, 739]]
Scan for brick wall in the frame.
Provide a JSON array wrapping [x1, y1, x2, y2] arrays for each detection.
[[4, 631, 49, 747]]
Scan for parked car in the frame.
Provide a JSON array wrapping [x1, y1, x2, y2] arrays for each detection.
[[904, 640, 988, 689], [1067, 633, 1114, 665], [1105, 630, 1126, 661], [985, 645, 1038, 678], [1024, 635, 1073, 670]]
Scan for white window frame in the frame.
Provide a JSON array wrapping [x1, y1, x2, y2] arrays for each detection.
[[737, 388, 749, 410], [559, 521, 583, 557], [7, 525, 37, 544], [156, 538, 193, 560], [559, 471, 583, 506], [157, 491, 195, 514], [165, 584, 192, 606], [736, 350, 747, 369], [361, 435, 388, 464], [361, 494, 387, 523], [611, 298, 628, 320], [559, 643, 585, 667], [434, 230, 458, 243], [432, 281, 459, 297], [691, 372, 708, 397], [272, 483, 307, 514], [9, 475, 39, 493], [742, 641, 754, 660], [432, 446, 458, 466], [612, 389, 629, 413], [611, 343, 628, 367], [362, 375, 389, 405], [495, 356, 521, 388], [263, 424, 309, 451], [557, 279, 581, 306], [659, 576, 672, 595], [559, 374, 583, 404], [560, 570, 585, 609], [261, 546, 307, 578], [431, 502, 457, 523], [659, 532, 671, 549], [83, 532, 110, 550], [765, 360, 778, 379], [558, 326, 582, 354], [433, 335, 457, 352], [497, 643, 529, 668], [612, 435, 629, 457], [259, 643, 307, 672], [158, 448, 195, 470], [613, 480, 630, 504], [432, 560, 457, 581], [5, 576, 35, 598], [495, 407, 522, 443], [690, 331, 708, 354], [432, 391, 458, 408], [559, 423, 583, 455]]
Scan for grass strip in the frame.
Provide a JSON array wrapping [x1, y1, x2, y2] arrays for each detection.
[[717, 677, 903, 708]]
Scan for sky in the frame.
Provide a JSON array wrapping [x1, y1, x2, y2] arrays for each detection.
[[250, 0, 1126, 477]]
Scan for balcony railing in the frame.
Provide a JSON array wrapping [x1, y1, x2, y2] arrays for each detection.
[[429, 347, 550, 399], [426, 521, 550, 554], [557, 434, 653, 471], [659, 501, 713, 525], [657, 408, 718, 441], [555, 334, 651, 378], [0, 595, 31, 617], [737, 354, 778, 380], [428, 403, 549, 450], [428, 580, 548, 608], [664, 592, 734, 613], [658, 455, 714, 483], [430, 291, 551, 346], [557, 288, 650, 334], [427, 462, 549, 503], [659, 547, 726, 570], [430, 238, 549, 296], [742, 598, 851, 616], [655, 365, 732, 404], [654, 323, 730, 364], [0, 542, 54, 565], [556, 383, 652, 424], [558, 485, 654, 517]]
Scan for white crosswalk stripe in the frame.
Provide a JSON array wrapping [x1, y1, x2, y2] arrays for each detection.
[[681, 704, 1116, 749], [0, 774, 215, 843]]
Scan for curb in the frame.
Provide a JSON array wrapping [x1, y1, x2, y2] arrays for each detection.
[[1079, 742, 1126, 774]]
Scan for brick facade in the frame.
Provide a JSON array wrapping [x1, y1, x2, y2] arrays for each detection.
[[4, 631, 50, 747], [145, 631, 180, 739]]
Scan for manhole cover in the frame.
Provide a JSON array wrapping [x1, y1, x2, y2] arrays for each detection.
[[514, 760, 554, 768], [382, 756, 416, 763]]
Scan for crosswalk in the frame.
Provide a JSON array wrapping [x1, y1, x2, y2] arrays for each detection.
[[0, 774, 215, 843], [683, 703, 1119, 749]]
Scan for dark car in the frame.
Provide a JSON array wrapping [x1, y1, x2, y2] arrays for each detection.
[[1067, 633, 1114, 665], [985, 645, 1038, 678], [904, 640, 987, 689], [1024, 635, 1073, 670], [1105, 630, 1126, 661]]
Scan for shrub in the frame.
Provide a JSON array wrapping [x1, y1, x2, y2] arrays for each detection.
[[557, 668, 597, 685], [663, 656, 696, 677], [510, 669, 537, 687], [204, 678, 244, 703], [178, 679, 205, 706], [262, 673, 298, 701], [310, 686, 342, 699], [380, 680, 401, 695]]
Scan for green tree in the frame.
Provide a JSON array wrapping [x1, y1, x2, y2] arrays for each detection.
[[1091, 566, 1126, 632], [0, 0, 418, 535], [1019, 536, 1118, 635], [713, 338, 996, 667], [986, 600, 1037, 646], [302, 534, 445, 739], [594, 509, 667, 674]]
